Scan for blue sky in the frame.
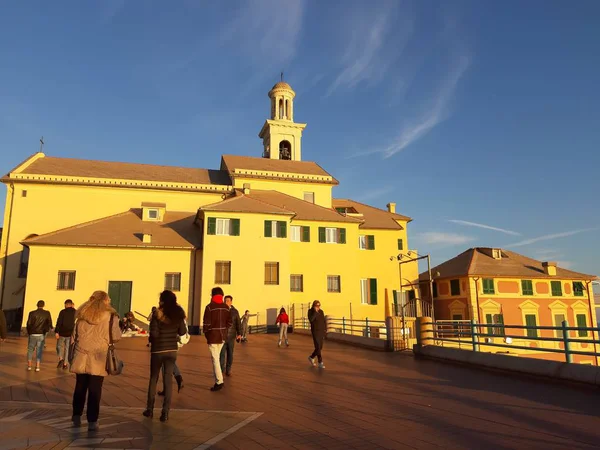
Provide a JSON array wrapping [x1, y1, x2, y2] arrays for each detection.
[[1, 1, 599, 277]]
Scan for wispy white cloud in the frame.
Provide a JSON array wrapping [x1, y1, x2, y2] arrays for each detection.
[[327, 3, 411, 95], [556, 261, 574, 269], [355, 186, 395, 202], [507, 228, 599, 248], [416, 232, 476, 247], [220, 0, 305, 71], [448, 219, 521, 236]]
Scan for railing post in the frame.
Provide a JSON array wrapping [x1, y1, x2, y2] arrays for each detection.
[[562, 320, 572, 363], [342, 317, 346, 334], [471, 319, 479, 352], [366, 317, 370, 337], [303, 316, 306, 329]]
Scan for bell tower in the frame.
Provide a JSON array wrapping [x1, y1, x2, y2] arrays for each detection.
[[259, 77, 307, 161]]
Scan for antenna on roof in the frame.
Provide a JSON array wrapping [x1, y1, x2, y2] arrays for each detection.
[[281, 71, 284, 82], [39, 136, 44, 153]]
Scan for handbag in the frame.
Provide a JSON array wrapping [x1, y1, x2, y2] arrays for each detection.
[[68, 321, 78, 366], [177, 319, 190, 348], [106, 314, 124, 375]]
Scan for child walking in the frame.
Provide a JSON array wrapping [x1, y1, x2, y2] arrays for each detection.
[[276, 308, 289, 347]]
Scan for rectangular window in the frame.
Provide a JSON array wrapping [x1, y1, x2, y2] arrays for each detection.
[[573, 281, 584, 297], [215, 261, 231, 284], [360, 278, 378, 305], [216, 218, 231, 235], [302, 226, 310, 242], [303, 192, 315, 204], [482, 278, 495, 294], [291, 226, 301, 242], [397, 238, 404, 250], [551, 280, 562, 296], [164, 273, 181, 291], [318, 227, 346, 244], [525, 314, 538, 338], [450, 279, 460, 296], [57, 271, 76, 290], [208, 218, 240, 236], [22, 190, 27, 197], [485, 314, 504, 336], [326, 227, 338, 243], [554, 313, 566, 338], [359, 235, 367, 249], [576, 314, 588, 337], [521, 280, 533, 296], [290, 274, 303, 292], [148, 209, 159, 219], [359, 235, 375, 250], [327, 275, 341, 293], [264, 220, 287, 238], [265, 262, 279, 285]]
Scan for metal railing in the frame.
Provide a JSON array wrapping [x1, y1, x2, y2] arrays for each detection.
[[293, 317, 388, 340], [428, 319, 600, 363]]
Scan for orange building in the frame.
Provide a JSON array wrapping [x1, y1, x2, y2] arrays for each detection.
[[420, 248, 599, 364]]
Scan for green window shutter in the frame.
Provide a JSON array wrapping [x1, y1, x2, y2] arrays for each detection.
[[367, 235, 375, 250], [231, 219, 240, 236], [398, 238, 403, 250], [521, 280, 533, 296], [576, 314, 588, 337], [496, 314, 505, 337], [392, 290, 398, 305], [278, 221, 287, 238], [525, 314, 538, 338], [483, 279, 495, 294], [339, 228, 346, 244], [264, 220, 272, 238], [573, 282, 584, 297], [207, 217, 216, 235], [302, 226, 310, 242], [486, 314, 493, 335], [369, 278, 378, 305], [551, 281, 562, 296], [318, 227, 326, 243]]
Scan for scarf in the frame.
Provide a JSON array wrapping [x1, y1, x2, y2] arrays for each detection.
[[212, 295, 224, 304]]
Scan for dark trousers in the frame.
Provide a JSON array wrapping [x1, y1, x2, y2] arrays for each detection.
[[310, 333, 324, 363], [73, 374, 104, 423], [219, 338, 236, 373], [147, 352, 176, 413]]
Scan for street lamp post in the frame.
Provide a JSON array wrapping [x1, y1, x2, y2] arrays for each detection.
[[391, 251, 435, 321]]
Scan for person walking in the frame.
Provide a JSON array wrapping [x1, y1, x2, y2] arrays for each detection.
[[220, 295, 241, 377], [146, 306, 157, 347], [143, 290, 186, 422], [70, 291, 122, 431], [308, 300, 326, 369], [26, 300, 53, 372], [55, 299, 76, 370], [203, 287, 231, 391], [276, 308, 290, 347], [240, 310, 256, 342], [157, 317, 189, 396], [0, 308, 7, 342]]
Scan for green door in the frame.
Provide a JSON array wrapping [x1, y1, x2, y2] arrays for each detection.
[[108, 281, 132, 318]]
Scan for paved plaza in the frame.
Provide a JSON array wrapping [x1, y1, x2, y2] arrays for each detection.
[[0, 332, 599, 449]]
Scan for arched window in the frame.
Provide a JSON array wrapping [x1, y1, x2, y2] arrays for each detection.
[[285, 99, 289, 119], [19, 234, 38, 278], [279, 140, 292, 160]]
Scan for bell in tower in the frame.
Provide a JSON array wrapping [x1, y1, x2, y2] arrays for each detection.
[[258, 77, 307, 161]]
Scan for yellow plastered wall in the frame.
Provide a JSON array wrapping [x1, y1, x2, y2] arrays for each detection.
[[231, 177, 333, 208], [0, 181, 224, 309], [23, 245, 196, 328]]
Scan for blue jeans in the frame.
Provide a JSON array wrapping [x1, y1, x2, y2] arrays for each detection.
[[220, 338, 236, 374], [56, 336, 70, 362], [27, 335, 45, 362]]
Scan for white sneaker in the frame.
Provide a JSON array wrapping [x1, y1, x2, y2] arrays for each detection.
[[35, 367, 40, 372], [318, 362, 325, 369], [308, 356, 317, 367]]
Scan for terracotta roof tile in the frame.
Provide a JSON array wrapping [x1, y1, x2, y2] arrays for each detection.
[[23, 210, 201, 248], [220, 155, 337, 184], [15, 156, 231, 186], [332, 199, 411, 230], [420, 248, 597, 280], [200, 192, 293, 216]]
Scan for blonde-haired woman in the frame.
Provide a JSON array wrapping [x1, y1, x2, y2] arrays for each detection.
[[70, 290, 121, 431]]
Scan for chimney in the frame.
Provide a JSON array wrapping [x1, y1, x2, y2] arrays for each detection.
[[243, 183, 250, 195], [386, 202, 396, 214], [542, 261, 557, 276], [142, 233, 152, 244]]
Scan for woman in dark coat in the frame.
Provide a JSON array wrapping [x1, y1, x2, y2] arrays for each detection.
[[143, 290, 186, 422], [307, 300, 326, 369]]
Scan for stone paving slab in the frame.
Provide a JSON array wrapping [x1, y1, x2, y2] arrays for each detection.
[[1, 333, 600, 449]]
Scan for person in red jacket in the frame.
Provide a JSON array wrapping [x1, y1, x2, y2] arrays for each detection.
[[276, 308, 290, 347], [202, 287, 232, 392]]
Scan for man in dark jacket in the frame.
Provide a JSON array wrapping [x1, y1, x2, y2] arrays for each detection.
[[55, 299, 76, 369], [219, 295, 242, 377], [203, 287, 232, 391], [0, 309, 7, 342], [26, 300, 53, 372], [308, 300, 326, 369]]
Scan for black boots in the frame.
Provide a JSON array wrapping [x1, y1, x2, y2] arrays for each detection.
[[175, 375, 184, 393], [142, 409, 153, 418], [160, 411, 168, 422]]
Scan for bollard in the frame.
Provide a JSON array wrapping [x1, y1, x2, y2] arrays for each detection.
[[471, 319, 480, 352], [366, 317, 370, 338], [416, 316, 433, 349], [562, 320, 572, 363]]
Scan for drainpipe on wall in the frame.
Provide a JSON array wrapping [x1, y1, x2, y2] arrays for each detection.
[[473, 276, 482, 324], [0, 183, 16, 310], [585, 280, 598, 366]]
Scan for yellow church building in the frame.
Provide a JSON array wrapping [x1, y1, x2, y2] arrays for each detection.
[[0, 81, 418, 332]]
